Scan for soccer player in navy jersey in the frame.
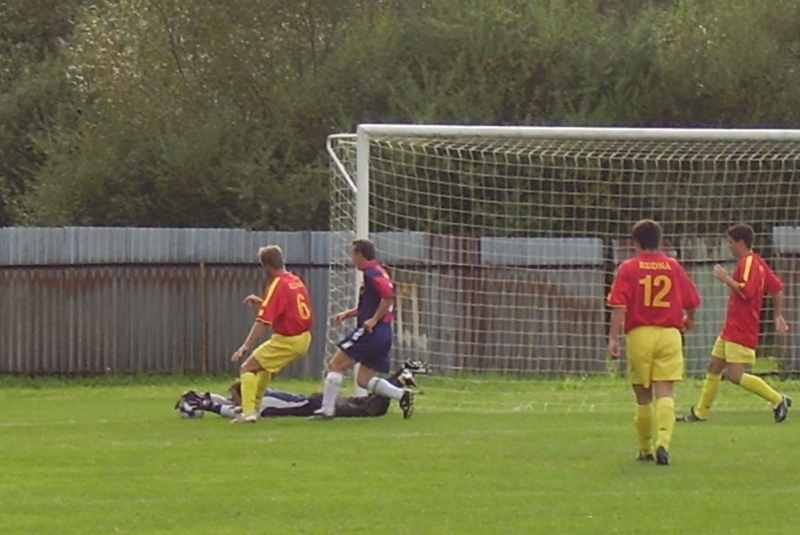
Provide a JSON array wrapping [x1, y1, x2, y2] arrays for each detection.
[[314, 238, 414, 419]]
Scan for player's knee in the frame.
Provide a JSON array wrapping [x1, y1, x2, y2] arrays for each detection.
[[328, 361, 346, 373], [707, 356, 726, 375], [357, 368, 376, 389], [728, 372, 742, 385]]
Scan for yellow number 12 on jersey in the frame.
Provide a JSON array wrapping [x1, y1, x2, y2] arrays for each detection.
[[639, 275, 672, 308]]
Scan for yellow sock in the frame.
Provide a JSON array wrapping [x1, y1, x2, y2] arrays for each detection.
[[240, 372, 258, 415], [634, 404, 654, 455], [655, 397, 675, 451], [255, 370, 271, 405], [739, 373, 782, 405], [695, 373, 721, 419]]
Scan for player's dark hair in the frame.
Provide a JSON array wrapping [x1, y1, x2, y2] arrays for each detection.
[[259, 245, 285, 269], [727, 224, 754, 248], [352, 238, 377, 261], [631, 219, 662, 251], [229, 380, 242, 407]]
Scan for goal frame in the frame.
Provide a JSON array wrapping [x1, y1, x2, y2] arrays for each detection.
[[327, 125, 800, 379]]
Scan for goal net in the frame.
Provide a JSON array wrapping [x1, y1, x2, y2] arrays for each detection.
[[327, 126, 800, 377]]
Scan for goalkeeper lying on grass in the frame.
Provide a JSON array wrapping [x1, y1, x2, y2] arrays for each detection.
[[176, 360, 429, 419]]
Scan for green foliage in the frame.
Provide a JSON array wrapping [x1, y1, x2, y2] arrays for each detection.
[[0, 0, 89, 224], [2, 0, 800, 228], [2, 378, 800, 534]]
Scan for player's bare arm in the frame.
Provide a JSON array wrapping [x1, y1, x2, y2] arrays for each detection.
[[771, 291, 789, 333], [363, 297, 393, 333], [608, 307, 625, 359], [712, 264, 747, 299], [231, 320, 269, 362], [333, 307, 358, 325]]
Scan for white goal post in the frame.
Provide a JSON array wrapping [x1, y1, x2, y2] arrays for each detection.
[[327, 125, 800, 377]]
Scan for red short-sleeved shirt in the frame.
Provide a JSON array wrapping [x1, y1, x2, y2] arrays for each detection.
[[257, 272, 313, 336], [720, 253, 783, 349], [607, 252, 701, 333]]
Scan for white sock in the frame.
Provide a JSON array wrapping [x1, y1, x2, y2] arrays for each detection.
[[367, 376, 404, 400], [321, 372, 343, 416]]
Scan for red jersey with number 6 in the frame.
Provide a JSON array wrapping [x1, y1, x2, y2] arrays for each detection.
[[257, 272, 313, 336], [607, 252, 701, 333], [720, 253, 782, 349]]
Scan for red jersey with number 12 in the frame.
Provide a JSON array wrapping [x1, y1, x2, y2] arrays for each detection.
[[257, 272, 313, 336], [607, 252, 701, 333], [720, 253, 782, 349]]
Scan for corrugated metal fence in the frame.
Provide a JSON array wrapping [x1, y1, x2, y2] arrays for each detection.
[[0, 228, 331, 376], [1, 227, 799, 376]]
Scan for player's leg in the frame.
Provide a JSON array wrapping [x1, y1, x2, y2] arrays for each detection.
[[625, 327, 655, 459], [650, 327, 684, 465], [631, 383, 654, 461], [679, 337, 727, 421], [354, 325, 414, 419], [249, 332, 312, 420], [653, 380, 676, 466], [692, 355, 726, 420], [357, 364, 403, 399], [235, 355, 265, 423], [317, 325, 370, 417], [726, 344, 791, 421], [317, 349, 356, 417], [255, 370, 272, 408]]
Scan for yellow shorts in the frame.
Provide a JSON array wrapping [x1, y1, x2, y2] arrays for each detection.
[[625, 326, 684, 388], [252, 332, 311, 374], [711, 336, 756, 365]]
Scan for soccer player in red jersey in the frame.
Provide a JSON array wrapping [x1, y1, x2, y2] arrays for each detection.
[[678, 224, 791, 424], [607, 220, 701, 465], [229, 245, 313, 423]]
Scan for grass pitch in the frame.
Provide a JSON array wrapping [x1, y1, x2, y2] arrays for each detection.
[[1, 376, 798, 535]]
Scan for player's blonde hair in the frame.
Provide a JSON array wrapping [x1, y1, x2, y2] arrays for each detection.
[[258, 245, 285, 269]]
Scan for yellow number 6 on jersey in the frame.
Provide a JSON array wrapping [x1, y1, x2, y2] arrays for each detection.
[[296, 294, 312, 319]]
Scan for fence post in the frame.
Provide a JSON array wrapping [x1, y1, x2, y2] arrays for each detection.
[[199, 262, 208, 374]]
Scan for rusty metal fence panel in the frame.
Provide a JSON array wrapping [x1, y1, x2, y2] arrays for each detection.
[[0, 228, 330, 376], [2, 227, 799, 376]]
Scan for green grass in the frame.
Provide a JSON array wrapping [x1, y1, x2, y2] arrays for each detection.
[[1, 376, 799, 535]]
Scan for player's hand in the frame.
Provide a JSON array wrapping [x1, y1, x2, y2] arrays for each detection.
[[712, 264, 728, 281], [333, 312, 348, 325], [230, 345, 248, 362], [363, 317, 378, 333], [608, 338, 620, 360], [775, 315, 789, 334], [681, 315, 695, 332], [243, 294, 262, 307]]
